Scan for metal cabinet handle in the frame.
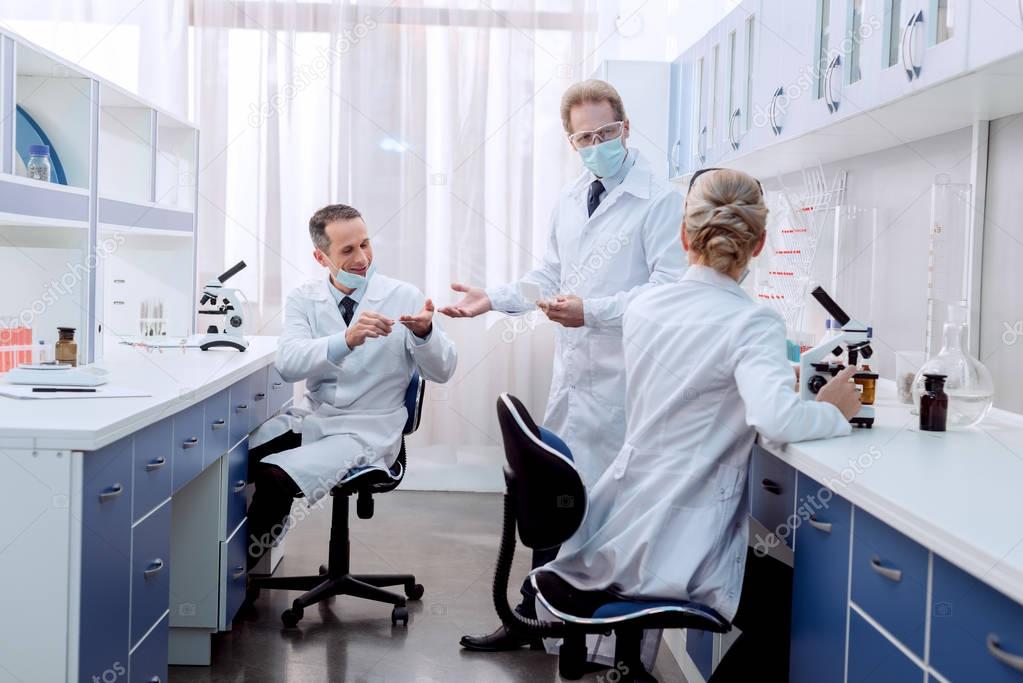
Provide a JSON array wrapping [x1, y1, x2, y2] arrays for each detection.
[[902, 10, 923, 81], [232, 566, 246, 581], [272, 381, 283, 389], [236, 403, 248, 412], [728, 108, 741, 150], [182, 437, 199, 449], [769, 86, 783, 135], [870, 556, 903, 582], [145, 456, 167, 472], [255, 392, 266, 401], [143, 558, 165, 579], [148, 677, 162, 683], [825, 55, 842, 113], [233, 479, 247, 493], [211, 419, 226, 430], [761, 478, 782, 496], [807, 516, 832, 533], [99, 483, 124, 502], [697, 125, 708, 164], [988, 634, 1023, 672], [670, 139, 681, 176]]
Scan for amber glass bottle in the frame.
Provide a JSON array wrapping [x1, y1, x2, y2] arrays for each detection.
[[919, 373, 948, 432]]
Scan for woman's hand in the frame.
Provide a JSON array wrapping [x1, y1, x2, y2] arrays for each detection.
[[816, 366, 862, 420]]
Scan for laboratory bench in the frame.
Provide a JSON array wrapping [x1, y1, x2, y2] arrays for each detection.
[[686, 380, 1023, 683], [0, 336, 292, 683]]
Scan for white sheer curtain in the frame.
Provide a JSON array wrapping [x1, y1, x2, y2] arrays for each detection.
[[191, 0, 599, 489]]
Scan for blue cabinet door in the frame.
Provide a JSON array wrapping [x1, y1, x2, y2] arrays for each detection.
[[229, 377, 251, 448], [219, 519, 249, 630], [132, 418, 172, 522], [172, 402, 205, 492], [847, 610, 924, 683], [267, 364, 291, 415], [750, 445, 796, 548], [931, 555, 1023, 682], [851, 508, 929, 658], [204, 387, 231, 466], [129, 612, 168, 683], [789, 473, 852, 683], [130, 501, 171, 647], [224, 442, 248, 539], [249, 366, 270, 432], [80, 437, 133, 683], [686, 628, 714, 681]]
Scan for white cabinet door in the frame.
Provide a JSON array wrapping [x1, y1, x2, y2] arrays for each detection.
[[752, 0, 818, 148], [717, 0, 762, 163], [968, 0, 1023, 70], [874, 0, 967, 100]]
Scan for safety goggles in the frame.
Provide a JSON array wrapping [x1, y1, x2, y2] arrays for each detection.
[[567, 121, 625, 149], [687, 167, 765, 199]]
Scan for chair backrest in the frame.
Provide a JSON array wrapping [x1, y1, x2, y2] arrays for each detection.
[[403, 371, 425, 436], [496, 393, 586, 551]]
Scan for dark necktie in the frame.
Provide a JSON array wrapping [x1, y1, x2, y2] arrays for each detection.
[[339, 296, 357, 326], [587, 179, 604, 217]]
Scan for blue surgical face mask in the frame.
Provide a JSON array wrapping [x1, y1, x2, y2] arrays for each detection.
[[321, 250, 375, 290], [578, 137, 627, 178]]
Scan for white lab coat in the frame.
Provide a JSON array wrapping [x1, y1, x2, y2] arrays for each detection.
[[540, 265, 851, 622], [252, 274, 457, 504], [487, 150, 685, 488]]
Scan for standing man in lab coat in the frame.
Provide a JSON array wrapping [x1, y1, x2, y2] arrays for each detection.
[[245, 204, 457, 569], [444, 80, 685, 651]]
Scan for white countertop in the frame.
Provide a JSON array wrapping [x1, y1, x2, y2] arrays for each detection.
[[0, 336, 278, 451], [762, 380, 1023, 606]]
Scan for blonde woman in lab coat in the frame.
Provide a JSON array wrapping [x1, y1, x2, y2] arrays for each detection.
[[538, 169, 861, 681]]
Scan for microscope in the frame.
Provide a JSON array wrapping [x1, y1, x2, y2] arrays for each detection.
[[197, 260, 250, 352], [799, 286, 877, 428]]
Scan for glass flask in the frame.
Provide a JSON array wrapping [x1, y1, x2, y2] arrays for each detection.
[[912, 304, 994, 428]]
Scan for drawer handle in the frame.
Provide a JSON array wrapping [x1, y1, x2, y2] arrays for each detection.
[[232, 565, 246, 581], [211, 419, 226, 430], [807, 516, 832, 534], [145, 456, 167, 472], [99, 483, 124, 502], [988, 634, 1023, 672], [272, 381, 283, 389], [182, 437, 199, 449], [143, 558, 165, 579], [870, 556, 903, 583], [255, 392, 266, 401], [236, 403, 248, 412], [761, 478, 782, 496], [769, 86, 784, 135], [149, 677, 162, 683], [233, 479, 247, 493]]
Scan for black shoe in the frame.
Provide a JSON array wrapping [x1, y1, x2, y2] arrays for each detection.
[[459, 624, 543, 652]]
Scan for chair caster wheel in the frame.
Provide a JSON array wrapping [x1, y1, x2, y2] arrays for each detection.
[[391, 605, 409, 626], [281, 606, 304, 627], [405, 583, 425, 600], [318, 564, 328, 576]]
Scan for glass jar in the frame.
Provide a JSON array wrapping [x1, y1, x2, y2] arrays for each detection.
[[55, 326, 77, 366], [912, 304, 993, 428], [27, 144, 52, 183]]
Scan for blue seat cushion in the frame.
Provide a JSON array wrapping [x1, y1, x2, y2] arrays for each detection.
[[538, 426, 573, 462], [531, 570, 729, 632]]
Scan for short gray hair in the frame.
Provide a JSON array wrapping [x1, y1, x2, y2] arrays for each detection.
[[309, 204, 362, 251]]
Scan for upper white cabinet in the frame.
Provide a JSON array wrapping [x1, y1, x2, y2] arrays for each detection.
[[968, 0, 1023, 69], [671, 0, 1023, 181]]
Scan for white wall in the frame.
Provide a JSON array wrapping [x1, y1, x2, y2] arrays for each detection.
[[980, 114, 1023, 413]]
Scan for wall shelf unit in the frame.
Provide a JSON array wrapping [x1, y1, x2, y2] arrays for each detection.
[[0, 28, 199, 365]]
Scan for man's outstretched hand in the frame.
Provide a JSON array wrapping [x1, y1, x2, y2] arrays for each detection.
[[400, 299, 436, 339], [438, 283, 492, 318]]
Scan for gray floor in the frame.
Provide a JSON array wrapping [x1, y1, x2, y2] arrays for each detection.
[[170, 490, 687, 682]]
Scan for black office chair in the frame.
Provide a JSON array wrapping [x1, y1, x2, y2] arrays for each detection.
[[251, 372, 427, 628], [491, 393, 731, 682]]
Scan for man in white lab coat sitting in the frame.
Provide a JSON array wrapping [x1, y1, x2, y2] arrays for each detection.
[[444, 80, 685, 651], [245, 204, 457, 569]]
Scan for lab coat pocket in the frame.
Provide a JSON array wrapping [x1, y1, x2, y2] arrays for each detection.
[[587, 330, 625, 406]]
